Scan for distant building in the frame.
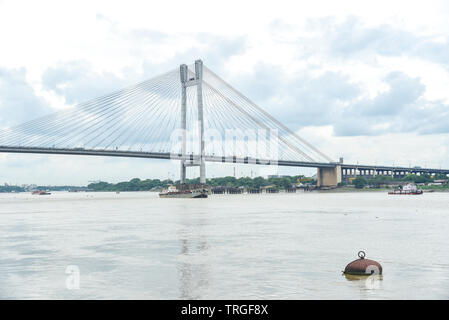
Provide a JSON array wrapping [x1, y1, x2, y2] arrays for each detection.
[[23, 184, 37, 191], [428, 180, 448, 186], [297, 177, 314, 184], [261, 184, 277, 189]]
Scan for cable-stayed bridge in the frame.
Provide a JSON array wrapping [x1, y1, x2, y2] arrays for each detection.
[[0, 60, 448, 186]]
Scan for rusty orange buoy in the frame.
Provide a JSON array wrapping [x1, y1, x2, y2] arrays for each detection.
[[343, 251, 382, 276]]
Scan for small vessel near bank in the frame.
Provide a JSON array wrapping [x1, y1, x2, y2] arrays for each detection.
[[159, 184, 210, 198], [388, 183, 423, 195], [31, 190, 51, 195]]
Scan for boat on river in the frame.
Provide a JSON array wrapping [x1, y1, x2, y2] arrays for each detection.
[[388, 183, 423, 195], [31, 190, 51, 195], [159, 184, 209, 198]]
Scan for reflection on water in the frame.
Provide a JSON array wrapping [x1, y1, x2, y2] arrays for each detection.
[[178, 214, 210, 299], [344, 274, 384, 291], [0, 191, 448, 299]]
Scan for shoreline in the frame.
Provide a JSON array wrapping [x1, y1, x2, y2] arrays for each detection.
[[3, 188, 449, 195]]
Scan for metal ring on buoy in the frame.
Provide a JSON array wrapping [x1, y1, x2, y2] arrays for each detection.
[[358, 251, 366, 259]]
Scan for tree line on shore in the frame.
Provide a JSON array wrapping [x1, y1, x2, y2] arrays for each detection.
[[0, 185, 25, 193], [0, 185, 88, 193], [348, 173, 448, 189], [3, 172, 446, 193], [87, 175, 309, 192]]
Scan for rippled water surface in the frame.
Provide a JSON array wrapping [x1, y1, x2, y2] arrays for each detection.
[[0, 191, 448, 299]]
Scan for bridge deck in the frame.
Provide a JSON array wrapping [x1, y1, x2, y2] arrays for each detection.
[[1, 146, 448, 174], [0, 146, 334, 168]]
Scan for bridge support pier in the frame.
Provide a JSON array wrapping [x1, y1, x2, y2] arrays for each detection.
[[317, 165, 342, 188], [179, 60, 206, 184], [195, 60, 206, 184], [180, 64, 188, 184]]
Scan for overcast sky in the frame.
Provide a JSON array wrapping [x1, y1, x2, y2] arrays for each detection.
[[1, 0, 449, 185]]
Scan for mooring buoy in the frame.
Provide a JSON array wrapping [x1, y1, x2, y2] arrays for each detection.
[[343, 251, 382, 276]]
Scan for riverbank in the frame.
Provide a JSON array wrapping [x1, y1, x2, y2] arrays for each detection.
[[319, 187, 389, 193], [2, 175, 449, 194]]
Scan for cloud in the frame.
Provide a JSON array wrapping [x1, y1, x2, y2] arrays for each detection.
[[355, 72, 426, 116], [41, 60, 127, 105], [334, 72, 449, 136], [229, 63, 360, 127], [227, 64, 366, 131], [93, 13, 248, 78], [254, 16, 449, 136], [325, 16, 417, 58], [138, 34, 248, 79], [279, 71, 360, 127], [40, 13, 248, 106], [228, 62, 449, 137], [301, 15, 449, 67], [0, 67, 51, 128]]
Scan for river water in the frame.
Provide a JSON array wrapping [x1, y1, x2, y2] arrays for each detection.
[[0, 191, 448, 299]]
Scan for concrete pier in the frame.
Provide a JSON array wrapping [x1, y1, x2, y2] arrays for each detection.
[[317, 165, 342, 187]]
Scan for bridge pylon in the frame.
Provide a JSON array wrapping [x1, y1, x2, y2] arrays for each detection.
[[179, 60, 206, 184]]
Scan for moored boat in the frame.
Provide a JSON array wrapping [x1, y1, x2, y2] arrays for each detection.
[[31, 190, 51, 195], [388, 183, 423, 195], [159, 184, 209, 198]]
